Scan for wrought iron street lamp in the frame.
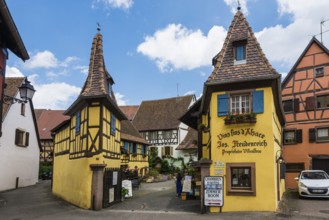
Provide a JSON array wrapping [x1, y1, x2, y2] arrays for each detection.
[[3, 78, 35, 104]]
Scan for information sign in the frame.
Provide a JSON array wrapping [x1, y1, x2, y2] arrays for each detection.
[[204, 176, 223, 207]]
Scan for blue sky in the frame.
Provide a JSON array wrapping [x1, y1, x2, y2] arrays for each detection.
[[5, 0, 329, 109]]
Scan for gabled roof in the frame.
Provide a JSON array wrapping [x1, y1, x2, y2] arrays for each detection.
[[208, 10, 279, 84], [119, 105, 139, 121], [282, 37, 329, 88], [176, 127, 198, 150], [121, 120, 149, 145], [133, 95, 195, 131], [64, 31, 126, 120], [34, 109, 69, 140], [0, 0, 29, 61], [2, 77, 24, 118]]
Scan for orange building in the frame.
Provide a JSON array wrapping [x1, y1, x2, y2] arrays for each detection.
[[282, 37, 329, 189]]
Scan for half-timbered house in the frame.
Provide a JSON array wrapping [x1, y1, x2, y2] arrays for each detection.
[[180, 8, 285, 212], [52, 29, 127, 210], [282, 37, 329, 189], [132, 95, 197, 166], [35, 109, 69, 162]]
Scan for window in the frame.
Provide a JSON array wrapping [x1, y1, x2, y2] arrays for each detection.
[[317, 127, 329, 142], [233, 40, 247, 65], [165, 130, 171, 139], [141, 145, 147, 155], [75, 111, 81, 135], [162, 146, 172, 157], [231, 94, 250, 114], [226, 163, 255, 196], [15, 129, 29, 147], [217, 90, 264, 116], [315, 67, 324, 77], [286, 163, 305, 173], [282, 100, 293, 112], [283, 129, 302, 144], [110, 113, 116, 135], [150, 131, 157, 140], [21, 103, 25, 116], [130, 143, 137, 154], [317, 95, 329, 109]]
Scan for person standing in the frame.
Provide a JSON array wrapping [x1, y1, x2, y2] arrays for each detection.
[[176, 173, 182, 197]]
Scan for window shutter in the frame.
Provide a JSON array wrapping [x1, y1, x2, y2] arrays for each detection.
[[309, 128, 316, 143], [217, 94, 229, 116], [129, 143, 133, 154], [252, 90, 264, 113], [293, 98, 300, 112], [305, 97, 315, 111], [280, 163, 286, 179], [25, 132, 30, 146], [296, 129, 302, 143], [124, 142, 128, 150], [162, 147, 165, 156], [15, 129, 19, 145], [111, 114, 116, 135], [170, 146, 173, 156], [75, 111, 81, 134]]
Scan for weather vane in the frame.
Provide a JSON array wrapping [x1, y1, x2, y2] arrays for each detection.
[[97, 22, 101, 32], [237, 0, 241, 11]]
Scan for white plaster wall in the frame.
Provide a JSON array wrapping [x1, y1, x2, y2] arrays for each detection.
[[0, 94, 40, 191]]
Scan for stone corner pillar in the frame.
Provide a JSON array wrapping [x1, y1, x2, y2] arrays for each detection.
[[199, 159, 212, 214], [90, 164, 107, 211]]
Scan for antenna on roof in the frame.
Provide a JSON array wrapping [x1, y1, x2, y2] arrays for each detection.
[[237, 0, 241, 11], [97, 22, 101, 32]]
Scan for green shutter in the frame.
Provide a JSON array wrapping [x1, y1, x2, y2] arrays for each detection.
[[252, 90, 264, 113], [217, 94, 229, 116]]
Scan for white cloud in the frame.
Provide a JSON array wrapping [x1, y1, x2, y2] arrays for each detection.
[[92, 0, 133, 10], [32, 81, 81, 109], [61, 56, 78, 67], [224, 0, 248, 15], [6, 65, 24, 77], [115, 92, 127, 105], [24, 50, 59, 69], [74, 66, 89, 75], [256, 0, 329, 71], [137, 24, 227, 72]]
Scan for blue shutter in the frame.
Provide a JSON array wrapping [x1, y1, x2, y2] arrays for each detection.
[[75, 111, 81, 134], [218, 94, 229, 116], [124, 142, 129, 150], [252, 90, 264, 113], [110, 114, 116, 135]]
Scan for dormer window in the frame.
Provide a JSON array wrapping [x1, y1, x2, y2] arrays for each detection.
[[233, 40, 247, 65]]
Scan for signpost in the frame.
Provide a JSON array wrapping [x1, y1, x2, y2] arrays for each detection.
[[204, 176, 223, 209]]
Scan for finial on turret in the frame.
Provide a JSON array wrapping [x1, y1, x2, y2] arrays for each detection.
[[97, 22, 101, 32], [237, 0, 241, 11]]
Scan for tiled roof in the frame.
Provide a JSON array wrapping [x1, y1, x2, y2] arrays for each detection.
[[35, 109, 70, 140], [119, 105, 139, 121], [2, 77, 24, 119], [34, 109, 46, 120], [208, 11, 279, 83], [80, 32, 116, 102], [121, 120, 149, 145], [176, 127, 198, 150], [133, 95, 195, 131]]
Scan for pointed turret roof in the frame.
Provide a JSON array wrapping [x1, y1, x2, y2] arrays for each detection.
[[208, 10, 279, 83], [64, 31, 126, 120], [80, 31, 116, 101]]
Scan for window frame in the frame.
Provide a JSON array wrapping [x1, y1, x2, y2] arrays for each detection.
[[315, 66, 324, 77], [75, 111, 81, 135], [229, 93, 251, 114], [316, 94, 329, 109], [15, 128, 29, 147], [110, 113, 116, 136], [283, 130, 296, 144], [226, 162, 256, 196], [316, 127, 329, 142], [282, 99, 293, 112], [233, 40, 247, 65]]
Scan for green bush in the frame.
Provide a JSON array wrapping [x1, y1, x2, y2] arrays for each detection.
[[39, 162, 52, 178], [148, 168, 159, 177], [161, 160, 170, 174]]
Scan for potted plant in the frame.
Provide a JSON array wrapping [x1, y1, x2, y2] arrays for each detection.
[[121, 187, 129, 201]]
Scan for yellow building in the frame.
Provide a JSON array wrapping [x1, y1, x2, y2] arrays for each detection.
[[180, 9, 285, 212], [52, 30, 127, 210]]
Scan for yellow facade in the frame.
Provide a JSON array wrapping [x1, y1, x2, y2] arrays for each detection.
[[202, 88, 284, 212], [52, 104, 122, 209]]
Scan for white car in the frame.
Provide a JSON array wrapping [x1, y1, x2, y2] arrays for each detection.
[[295, 170, 329, 198]]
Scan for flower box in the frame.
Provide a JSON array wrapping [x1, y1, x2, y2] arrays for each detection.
[[224, 112, 256, 125]]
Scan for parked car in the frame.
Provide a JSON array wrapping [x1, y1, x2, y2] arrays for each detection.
[[295, 170, 329, 198]]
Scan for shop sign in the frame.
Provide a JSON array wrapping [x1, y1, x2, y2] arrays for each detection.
[[214, 161, 225, 168], [217, 128, 267, 156], [204, 176, 223, 207]]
